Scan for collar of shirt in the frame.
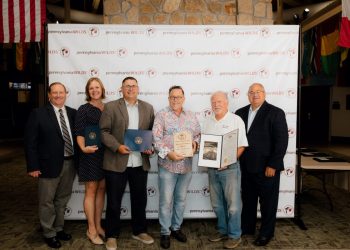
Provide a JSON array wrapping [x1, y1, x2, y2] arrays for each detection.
[[211, 111, 229, 123], [124, 99, 139, 107], [249, 104, 261, 113], [166, 106, 186, 116], [51, 103, 66, 114]]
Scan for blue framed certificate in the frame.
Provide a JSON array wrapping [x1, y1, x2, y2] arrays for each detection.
[[124, 129, 152, 152], [84, 125, 102, 147]]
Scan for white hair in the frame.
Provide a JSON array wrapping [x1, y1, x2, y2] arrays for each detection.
[[211, 91, 228, 102]]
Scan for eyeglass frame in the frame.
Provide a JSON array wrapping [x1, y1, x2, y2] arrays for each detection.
[[122, 84, 139, 90], [248, 90, 264, 96], [169, 96, 184, 101]]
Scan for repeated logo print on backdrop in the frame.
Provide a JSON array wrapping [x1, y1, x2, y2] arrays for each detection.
[[260, 27, 271, 38], [147, 186, 157, 197], [118, 48, 128, 58], [231, 88, 240, 99], [174, 48, 185, 58], [202, 186, 210, 197], [204, 28, 214, 37], [89, 26, 99, 37], [284, 167, 295, 177], [202, 108, 212, 118], [231, 48, 241, 58], [146, 27, 156, 37], [64, 206, 72, 217], [60, 47, 70, 57], [203, 68, 213, 78], [288, 127, 296, 138], [287, 88, 297, 98], [120, 206, 128, 217], [90, 67, 99, 77], [257, 68, 269, 78], [283, 205, 294, 215], [147, 68, 157, 78]]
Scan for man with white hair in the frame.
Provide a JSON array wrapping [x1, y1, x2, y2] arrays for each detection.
[[202, 91, 248, 249]]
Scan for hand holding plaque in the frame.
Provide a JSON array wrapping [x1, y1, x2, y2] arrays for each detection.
[[173, 131, 193, 157]]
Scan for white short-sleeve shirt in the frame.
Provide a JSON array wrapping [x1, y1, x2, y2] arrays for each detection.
[[202, 111, 249, 148]]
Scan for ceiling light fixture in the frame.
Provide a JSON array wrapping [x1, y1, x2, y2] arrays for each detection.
[[293, 13, 300, 24], [303, 8, 310, 19]]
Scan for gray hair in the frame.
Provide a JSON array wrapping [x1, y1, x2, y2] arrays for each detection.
[[248, 83, 265, 92], [211, 91, 228, 102]]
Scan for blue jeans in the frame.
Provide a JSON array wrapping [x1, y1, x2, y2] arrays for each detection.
[[208, 162, 242, 239], [158, 166, 192, 235]]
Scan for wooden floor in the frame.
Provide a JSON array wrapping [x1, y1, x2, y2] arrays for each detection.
[[1, 140, 350, 249]]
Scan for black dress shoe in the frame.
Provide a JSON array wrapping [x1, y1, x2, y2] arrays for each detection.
[[160, 235, 170, 249], [253, 236, 271, 246], [170, 229, 187, 242], [56, 231, 72, 241], [45, 236, 61, 248]]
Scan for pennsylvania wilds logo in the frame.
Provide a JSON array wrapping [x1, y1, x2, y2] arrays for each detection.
[[89, 26, 99, 37], [64, 206, 72, 217], [202, 186, 210, 197], [147, 186, 157, 197], [120, 206, 128, 217], [60, 47, 70, 57], [283, 205, 293, 215]]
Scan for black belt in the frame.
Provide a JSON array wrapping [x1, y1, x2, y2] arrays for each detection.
[[64, 155, 74, 160]]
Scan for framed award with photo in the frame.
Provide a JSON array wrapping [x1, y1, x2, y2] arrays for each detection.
[[198, 129, 238, 168]]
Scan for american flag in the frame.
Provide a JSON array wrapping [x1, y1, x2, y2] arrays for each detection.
[[0, 0, 46, 43]]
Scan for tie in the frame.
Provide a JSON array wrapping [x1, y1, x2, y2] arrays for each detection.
[[59, 109, 74, 156]]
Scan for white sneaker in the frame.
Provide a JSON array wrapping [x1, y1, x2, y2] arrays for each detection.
[[132, 233, 154, 244], [105, 238, 117, 250]]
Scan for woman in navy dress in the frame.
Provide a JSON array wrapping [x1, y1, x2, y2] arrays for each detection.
[[75, 77, 106, 245]]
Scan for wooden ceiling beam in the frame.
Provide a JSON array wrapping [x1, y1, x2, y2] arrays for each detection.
[[283, 0, 304, 7], [301, 0, 341, 32]]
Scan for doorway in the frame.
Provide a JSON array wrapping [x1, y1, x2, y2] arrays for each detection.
[[300, 85, 330, 145]]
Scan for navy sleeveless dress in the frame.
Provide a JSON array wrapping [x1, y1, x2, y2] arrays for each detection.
[[75, 103, 104, 182]]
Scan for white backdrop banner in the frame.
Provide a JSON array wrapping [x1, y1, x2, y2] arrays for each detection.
[[48, 24, 299, 219]]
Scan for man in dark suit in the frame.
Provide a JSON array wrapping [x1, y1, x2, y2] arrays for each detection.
[[24, 82, 77, 249], [100, 76, 155, 250], [236, 83, 288, 247]]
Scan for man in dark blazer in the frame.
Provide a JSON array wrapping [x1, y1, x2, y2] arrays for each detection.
[[24, 82, 77, 249], [236, 83, 288, 247], [100, 76, 155, 250]]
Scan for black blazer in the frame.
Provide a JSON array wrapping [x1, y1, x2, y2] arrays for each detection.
[[24, 104, 77, 178], [236, 101, 288, 173]]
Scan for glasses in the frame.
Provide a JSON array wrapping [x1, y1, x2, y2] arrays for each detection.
[[169, 96, 183, 101], [123, 85, 138, 89], [248, 90, 264, 96]]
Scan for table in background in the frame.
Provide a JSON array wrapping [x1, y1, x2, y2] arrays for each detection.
[[300, 156, 350, 211]]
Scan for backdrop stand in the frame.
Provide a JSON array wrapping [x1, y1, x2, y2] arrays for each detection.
[[292, 25, 307, 231]]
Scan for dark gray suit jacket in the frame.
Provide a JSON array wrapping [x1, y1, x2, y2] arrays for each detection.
[[100, 98, 155, 172], [24, 104, 77, 178], [236, 101, 288, 173]]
